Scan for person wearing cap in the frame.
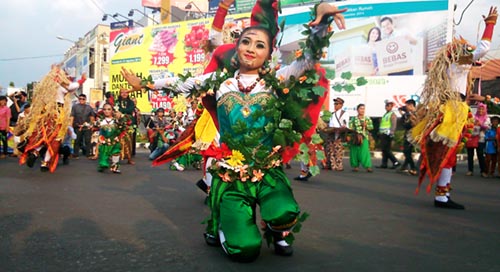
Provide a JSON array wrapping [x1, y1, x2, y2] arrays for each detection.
[[145, 107, 168, 152], [8, 90, 28, 127], [149, 123, 176, 161], [377, 100, 400, 169], [122, 0, 347, 262], [7, 90, 28, 157], [70, 93, 96, 159], [399, 99, 417, 175], [410, 6, 497, 210], [324, 97, 350, 171]]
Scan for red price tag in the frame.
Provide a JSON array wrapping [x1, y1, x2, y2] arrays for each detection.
[[185, 48, 206, 65], [151, 52, 174, 68]]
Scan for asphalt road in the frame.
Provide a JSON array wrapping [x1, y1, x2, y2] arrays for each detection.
[[1, 149, 499, 272]]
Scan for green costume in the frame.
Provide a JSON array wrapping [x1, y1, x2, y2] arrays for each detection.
[[97, 117, 124, 172], [142, 0, 343, 262], [349, 116, 374, 169]]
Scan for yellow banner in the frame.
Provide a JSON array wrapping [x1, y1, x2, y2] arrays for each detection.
[[109, 13, 250, 113]]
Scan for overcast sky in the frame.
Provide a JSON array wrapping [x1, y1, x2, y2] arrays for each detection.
[[0, 0, 498, 90], [0, 0, 142, 90]]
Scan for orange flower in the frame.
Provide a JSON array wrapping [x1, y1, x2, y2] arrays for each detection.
[[251, 169, 264, 182], [278, 75, 285, 82], [282, 88, 289, 94], [219, 172, 232, 182], [295, 49, 303, 58], [275, 64, 281, 70], [239, 165, 249, 182], [225, 80, 232, 86], [299, 76, 307, 84], [327, 25, 333, 33], [270, 159, 282, 168], [314, 63, 321, 70]]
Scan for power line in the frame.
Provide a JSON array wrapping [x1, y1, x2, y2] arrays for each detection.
[[0, 54, 63, 61], [88, 0, 106, 14]]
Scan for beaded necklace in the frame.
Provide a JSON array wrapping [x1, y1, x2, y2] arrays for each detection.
[[235, 74, 260, 93]]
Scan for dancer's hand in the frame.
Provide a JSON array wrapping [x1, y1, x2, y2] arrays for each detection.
[[468, 93, 486, 102], [221, 0, 234, 7], [310, 3, 347, 30], [120, 67, 142, 91], [483, 6, 498, 25]]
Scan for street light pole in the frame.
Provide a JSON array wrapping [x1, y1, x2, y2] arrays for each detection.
[[185, 1, 206, 18], [56, 35, 76, 44], [128, 8, 159, 25], [113, 13, 144, 27]]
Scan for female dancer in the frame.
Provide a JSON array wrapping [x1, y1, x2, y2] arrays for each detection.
[[96, 103, 127, 173], [349, 104, 374, 172], [122, 1, 347, 261]]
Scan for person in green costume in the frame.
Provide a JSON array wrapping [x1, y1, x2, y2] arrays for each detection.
[[95, 103, 126, 174], [122, 1, 347, 262]]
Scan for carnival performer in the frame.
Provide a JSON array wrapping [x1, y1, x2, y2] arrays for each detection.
[[150, 0, 260, 193], [349, 103, 374, 172], [95, 103, 127, 173], [410, 6, 497, 210], [116, 89, 136, 165], [122, 1, 347, 262], [18, 65, 86, 172]]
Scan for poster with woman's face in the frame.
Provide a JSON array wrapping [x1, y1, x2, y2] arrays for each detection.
[[279, 0, 452, 77]]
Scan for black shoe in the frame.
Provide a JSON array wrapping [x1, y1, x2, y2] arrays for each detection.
[[274, 240, 294, 256], [110, 165, 121, 174], [294, 172, 312, 181], [97, 167, 105, 173], [26, 152, 38, 168], [434, 199, 465, 210], [62, 157, 69, 165], [40, 166, 49, 172], [196, 179, 209, 194], [390, 162, 400, 169], [204, 233, 220, 247], [376, 165, 388, 169]]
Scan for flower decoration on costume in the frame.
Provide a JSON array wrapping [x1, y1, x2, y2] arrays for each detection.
[[226, 150, 245, 167]]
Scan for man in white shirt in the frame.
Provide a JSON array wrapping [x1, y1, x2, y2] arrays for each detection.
[[325, 97, 350, 171]]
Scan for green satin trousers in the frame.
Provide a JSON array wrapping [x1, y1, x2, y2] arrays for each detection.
[[213, 168, 300, 261]]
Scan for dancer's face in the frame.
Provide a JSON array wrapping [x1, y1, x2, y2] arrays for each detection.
[[237, 28, 271, 74], [103, 106, 113, 117], [357, 105, 366, 115]]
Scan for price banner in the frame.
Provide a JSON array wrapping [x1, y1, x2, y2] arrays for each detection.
[[185, 48, 206, 65], [151, 52, 174, 68], [150, 93, 174, 110]]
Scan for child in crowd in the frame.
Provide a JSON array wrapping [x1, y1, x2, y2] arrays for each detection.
[[485, 116, 499, 177]]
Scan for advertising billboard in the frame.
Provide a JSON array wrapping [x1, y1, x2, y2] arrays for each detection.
[[109, 0, 453, 116]]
